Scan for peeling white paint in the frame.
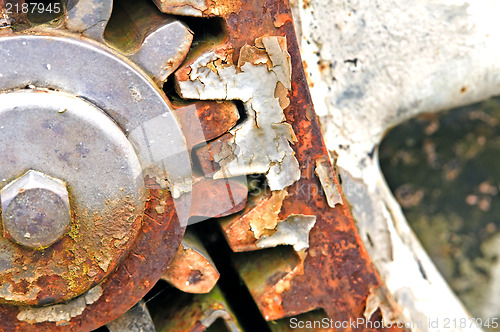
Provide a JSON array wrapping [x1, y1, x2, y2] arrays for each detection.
[[249, 190, 288, 240], [17, 285, 103, 324], [177, 37, 301, 190], [315, 156, 343, 208], [152, 0, 208, 17], [256, 214, 316, 251], [363, 286, 404, 325]]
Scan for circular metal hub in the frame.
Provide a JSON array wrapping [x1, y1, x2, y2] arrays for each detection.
[[0, 90, 146, 306], [0, 12, 192, 329]]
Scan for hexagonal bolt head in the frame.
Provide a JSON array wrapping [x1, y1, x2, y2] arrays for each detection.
[[1, 170, 71, 249]]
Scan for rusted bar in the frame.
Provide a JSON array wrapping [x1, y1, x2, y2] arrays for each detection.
[[190, 177, 247, 218], [194, 133, 234, 177], [172, 100, 239, 149], [162, 230, 220, 294]]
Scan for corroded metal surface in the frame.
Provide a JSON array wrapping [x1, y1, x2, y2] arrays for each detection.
[[190, 178, 247, 219], [0, 185, 183, 331], [175, 36, 301, 191], [104, 0, 193, 85], [172, 100, 239, 149], [0, 0, 411, 329], [0, 34, 192, 207], [219, 189, 287, 252], [0, 90, 146, 307], [0, 1, 190, 329], [172, 0, 405, 326], [162, 231, 219, 294], [194, 133, 233, 177]]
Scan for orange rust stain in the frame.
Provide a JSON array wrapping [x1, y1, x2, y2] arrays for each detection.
[[273, 13, 291, 28], [10, 280, 30, 295], [206, 0, 242, 16], [162, 245, 219, 294], [318, 60, 328, 73]]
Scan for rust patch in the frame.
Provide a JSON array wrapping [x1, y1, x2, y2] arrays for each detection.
[[206, 0, 242, 17], [0, 183, 184, 331], [180, 0, 406, 326], [162, 232, 219, 294], [219, 189, 288, 252], [0, 196, 142, 306], [273, 12, 291, 28], [172, 100, 239, 149], [190, 177, 247, 218]]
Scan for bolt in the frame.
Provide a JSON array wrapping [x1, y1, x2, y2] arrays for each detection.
[[1, 170, 71, 249]]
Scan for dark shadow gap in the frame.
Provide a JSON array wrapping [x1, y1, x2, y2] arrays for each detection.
[[189, 221, 272, 332]]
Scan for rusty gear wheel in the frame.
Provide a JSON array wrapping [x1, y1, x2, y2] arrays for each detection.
[[0, 0, 202, 330]]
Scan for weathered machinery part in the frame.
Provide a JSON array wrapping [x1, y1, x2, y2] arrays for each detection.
[[65, 0, 113, 42], [162, 230, 220, 294], [186, 178, 248, 226], [106, 300, 155, 332], [0, 90, 145, 306], [0, 0, 211, 329], [291, 0, 500, 327], [0, 34, 192, 209], [1, 170, 72, 250], [102, 0, 248, 224], [1, 187, 182, 331], [167, 0, 406, 328], [150, 285, 242, 332], [103, 0, 194, 85], [219, 189, 288, 252], [171, 100, 240, 149]]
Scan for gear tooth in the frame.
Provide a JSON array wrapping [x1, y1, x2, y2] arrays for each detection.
[[106, 301, 155, 332], [129, 19, 193, 86], [65, 0, 113, 42], [103, 0, 193, 86]]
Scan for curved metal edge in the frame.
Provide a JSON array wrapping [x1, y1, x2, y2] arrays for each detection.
[[65, 0, 113, 42], [0, 32, 193, 227], [0, 187, 185, 331]]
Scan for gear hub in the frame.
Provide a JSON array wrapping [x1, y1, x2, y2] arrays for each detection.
[[0, 0, 195, 329]]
